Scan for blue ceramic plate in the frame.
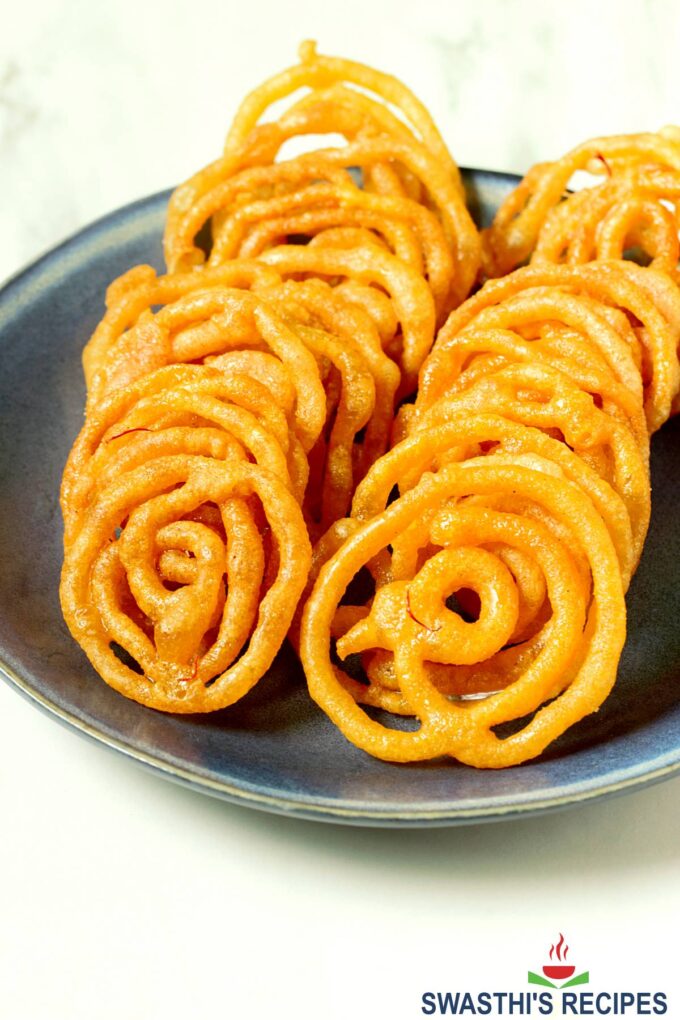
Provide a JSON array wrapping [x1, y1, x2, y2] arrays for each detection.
[[1, 169, 679, 826]]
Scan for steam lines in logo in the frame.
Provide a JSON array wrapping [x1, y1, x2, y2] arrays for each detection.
[[528, 933, 589, 989]]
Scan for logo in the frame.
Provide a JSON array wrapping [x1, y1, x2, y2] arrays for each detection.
[[420, 931, 669, 1015], [528, 933, 589, 989]]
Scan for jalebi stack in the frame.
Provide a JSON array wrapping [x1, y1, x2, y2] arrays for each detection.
[[60, 48, 680, 766], [60, 43, 480, 714], [300, 130, 680, 767]]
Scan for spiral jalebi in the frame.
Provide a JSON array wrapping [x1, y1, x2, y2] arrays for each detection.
[[300, 236, 680, 766], [483, 127, 680, 279], [62, 43, 468, 713], [61, 46, 680, 768]]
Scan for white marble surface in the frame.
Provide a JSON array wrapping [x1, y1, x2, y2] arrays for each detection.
[[1, 2, 680, 1018], [3, 0, 680, 284]]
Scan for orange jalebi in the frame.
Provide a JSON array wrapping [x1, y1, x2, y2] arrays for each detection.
[[61, 47, 680, 768], [164, 41, 481, 326], [80, 264, 401, 531], [301, 454, 626, 767], [300, 249, 680, 765], [483, 127, 680, 279], [63, 44, 466, 713]]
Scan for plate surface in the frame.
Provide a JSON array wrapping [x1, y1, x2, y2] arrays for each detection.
[[1, 169, 679, 826]]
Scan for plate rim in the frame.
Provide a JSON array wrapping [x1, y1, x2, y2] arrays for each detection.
[[4, 655, 680, 826], [2, 173, 680, 827]]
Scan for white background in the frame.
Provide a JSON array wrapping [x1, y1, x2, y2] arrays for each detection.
[[1, 1, 679, 1017]]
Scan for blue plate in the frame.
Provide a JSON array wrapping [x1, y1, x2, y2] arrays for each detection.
[[1, 169, 679, 826]]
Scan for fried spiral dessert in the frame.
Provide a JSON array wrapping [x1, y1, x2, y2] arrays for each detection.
[[483, 127, 680, 416], [60, 362, 312, 712], [164, 41, 481, 336], [483, 127, 680, 280], [62, 43, 468, 713], [301, 444, 626, 767], [79, 264, 400, 532], [300, 254, 680, 767], [61, 44, 680, 768]]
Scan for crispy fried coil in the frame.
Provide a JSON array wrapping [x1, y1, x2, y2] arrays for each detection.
[[61, 360, 311, 711], [419, 262, 680, 433], [61, 363, 308, 544], [412, 362, 650, 573], [60, 453, 311, 713], [163, 41, 480, 314], [299, 258, 661, 761], [411, 267, 655, 568], [532, 166, 680, 284], [225, 40, 461, 181], [83, 274, 326, 451], [80, 263, 406, 531], [82, 261, 281, 398], [300, 450, 626, 767], [207, 176, 456, 326], [259, 243, 436, 391], [483, 127, 680, 277], [262, 277, 399, 476], [260, 278, 400, 530]]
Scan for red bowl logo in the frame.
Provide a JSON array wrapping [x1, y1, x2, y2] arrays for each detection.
[[543, 965, 575, 980]]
